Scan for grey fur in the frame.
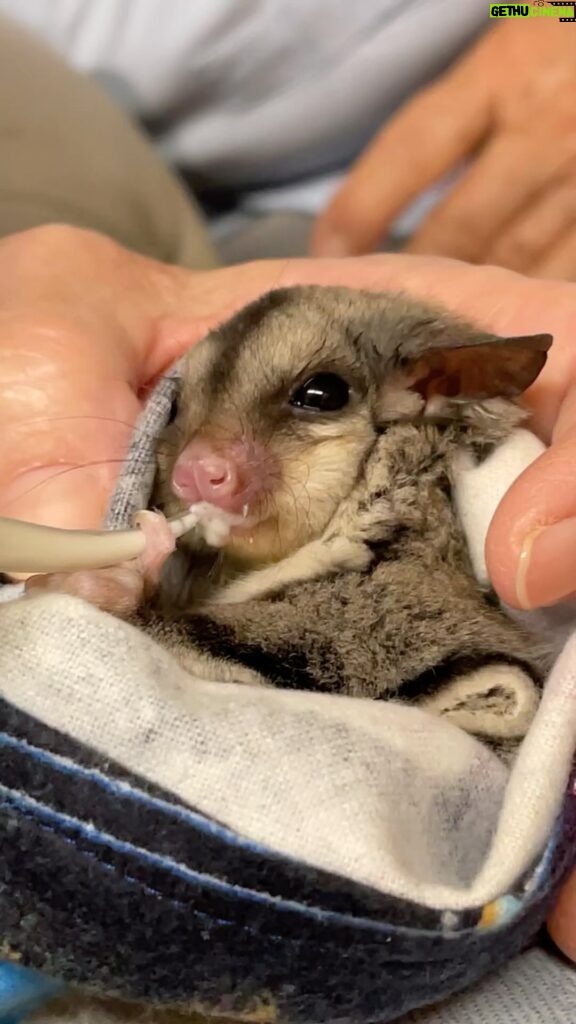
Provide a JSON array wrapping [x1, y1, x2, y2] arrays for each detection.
[[144, 286, 553, 757]]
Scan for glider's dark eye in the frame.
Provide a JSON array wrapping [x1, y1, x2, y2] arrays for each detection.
[[289, 373, 350, 413], [167, 397, 179, 424]]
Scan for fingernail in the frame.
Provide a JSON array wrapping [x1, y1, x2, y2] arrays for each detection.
[[312, 231, 351, 258], [516, 517, 576, 609], [132, 509, 156, 529]]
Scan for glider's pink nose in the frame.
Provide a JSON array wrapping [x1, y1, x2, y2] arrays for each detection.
[[172, 439, 244, 513]]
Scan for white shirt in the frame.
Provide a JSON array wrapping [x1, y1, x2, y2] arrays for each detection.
[[0, 0, 489, 227]]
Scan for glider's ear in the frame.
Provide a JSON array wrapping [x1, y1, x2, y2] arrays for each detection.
[[397, 333, 552, 402]]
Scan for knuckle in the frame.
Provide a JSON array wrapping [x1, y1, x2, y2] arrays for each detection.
[[557, 132, 576, 172], [419, 204, 480, 253], [1, 223, 123, 266], [562, 185, 576, 216], [564, 144, 576, 177], [10, 223, 91, 252], [495, 227, 541, 266], [0, 224, 118, 277], [325, 193, 383, 250], [410, 78, 454, 118]]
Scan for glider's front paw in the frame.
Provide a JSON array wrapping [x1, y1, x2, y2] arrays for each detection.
[[25, 511, 176, 618]]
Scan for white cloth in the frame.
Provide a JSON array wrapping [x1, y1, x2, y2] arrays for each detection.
[[2, 583, 575, 913], [1, 430, 575, 910]]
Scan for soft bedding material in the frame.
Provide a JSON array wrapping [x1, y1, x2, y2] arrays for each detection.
[[0, 371, 574, 1023]]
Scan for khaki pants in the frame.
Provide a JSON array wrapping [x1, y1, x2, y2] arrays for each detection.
[[0, 15, 218, 269]]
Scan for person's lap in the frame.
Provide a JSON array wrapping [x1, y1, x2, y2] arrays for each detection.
[[0, 13, 217, 269]]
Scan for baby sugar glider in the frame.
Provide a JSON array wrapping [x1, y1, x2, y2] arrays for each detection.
[[142, 284, 554, 758]]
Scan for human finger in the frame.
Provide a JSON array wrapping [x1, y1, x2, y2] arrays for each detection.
[[310, 69, 490, 258], [487, 183, 576, 275]]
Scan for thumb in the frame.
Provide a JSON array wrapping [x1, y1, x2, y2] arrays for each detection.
[[0, 228, 184, 536], [486, 385, 576, 610]]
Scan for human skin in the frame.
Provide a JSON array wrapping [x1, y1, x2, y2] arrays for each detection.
[[312, 20, 576, 284], [0, 224, 574, 956]]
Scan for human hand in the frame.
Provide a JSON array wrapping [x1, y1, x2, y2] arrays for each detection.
[[311, 20, 576, 281], [1, 223, 575, 613], [3, 225, 576, 604], [0, 225, 575, 956]]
